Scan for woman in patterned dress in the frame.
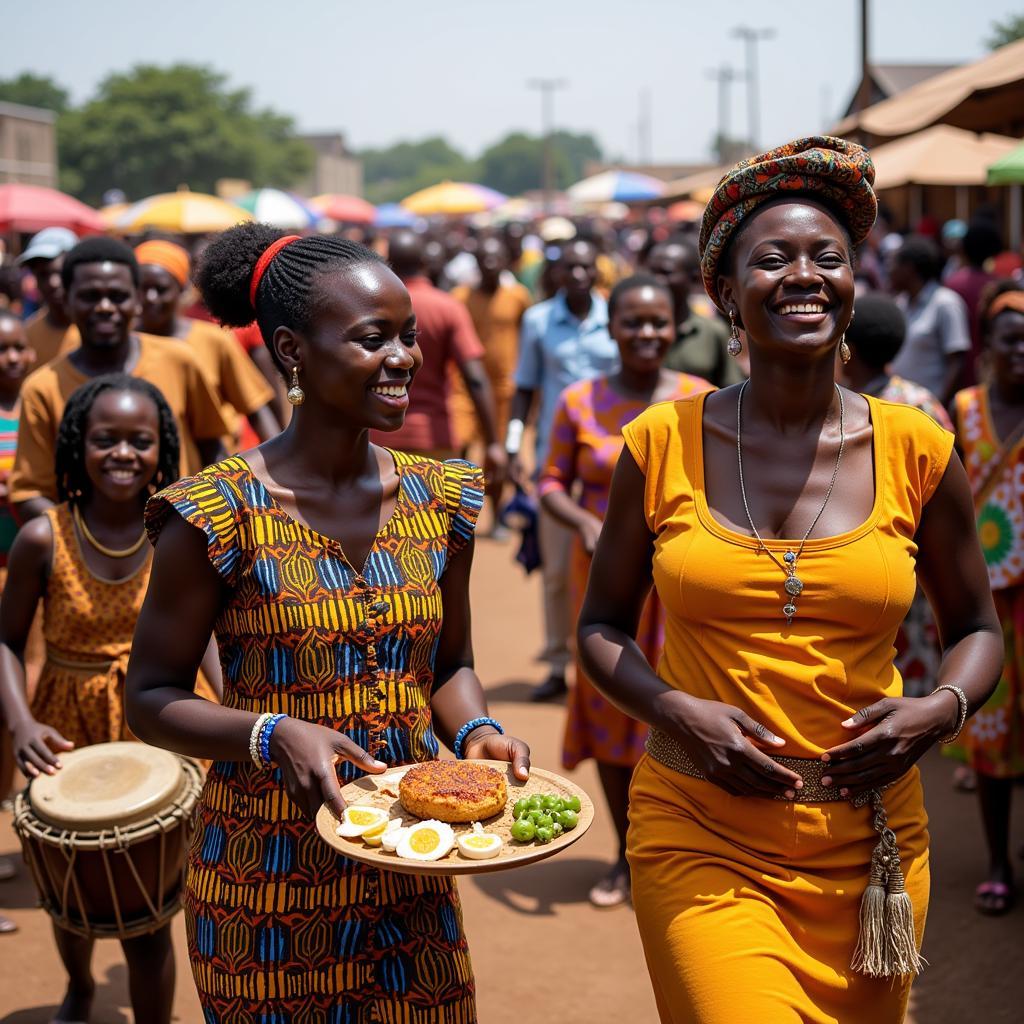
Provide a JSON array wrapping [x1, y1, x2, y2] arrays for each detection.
[[0, 376, 186, 1023], [952, 281, 1024, 915], [539, 274, 712, 906], [126, 224, 530, 1023]]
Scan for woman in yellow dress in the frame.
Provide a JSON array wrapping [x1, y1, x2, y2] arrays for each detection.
[[577, 137, 1003, 1023]]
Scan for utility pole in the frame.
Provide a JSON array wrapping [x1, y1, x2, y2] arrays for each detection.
[[527, 78, 568, 212], [638, 88, 653, 165], [732, 25, 775, 149], [855, 0, 872, 114], [706, 65, 740, 163]]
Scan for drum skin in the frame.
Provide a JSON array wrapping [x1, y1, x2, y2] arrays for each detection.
[[13, 742, 203, 938]]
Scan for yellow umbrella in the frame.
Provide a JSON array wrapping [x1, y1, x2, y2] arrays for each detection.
[[401, 181, 507, 216], [116, 190, 254, 234], [98, 202, 130, 231]]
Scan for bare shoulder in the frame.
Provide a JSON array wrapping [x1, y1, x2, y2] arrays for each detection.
[[8, 513, 54, 569]]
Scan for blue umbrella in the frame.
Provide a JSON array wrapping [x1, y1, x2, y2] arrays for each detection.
[[375, 203, 417, 228]]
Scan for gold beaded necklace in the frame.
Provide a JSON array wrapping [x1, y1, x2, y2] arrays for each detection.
[[72, 506, 148, 559]]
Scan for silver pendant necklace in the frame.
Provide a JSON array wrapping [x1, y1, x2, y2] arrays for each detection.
[[736, 379, 846, 624]]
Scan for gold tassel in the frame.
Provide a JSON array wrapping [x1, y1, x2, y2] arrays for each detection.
[[851, 790, 925, 978]]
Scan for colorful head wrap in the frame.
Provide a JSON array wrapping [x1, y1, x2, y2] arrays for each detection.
[[699, 136, 877, 310], [134, 240, 190, 289]]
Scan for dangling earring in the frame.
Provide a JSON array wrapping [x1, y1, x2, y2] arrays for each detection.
[[727, 309, 742, 357], [839, 336, 852, 365], [287, 366, 305, 406]]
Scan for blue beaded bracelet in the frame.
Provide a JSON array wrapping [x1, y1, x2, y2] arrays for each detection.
[[258, 713, 287, 768], [453, 716, 504, 760]]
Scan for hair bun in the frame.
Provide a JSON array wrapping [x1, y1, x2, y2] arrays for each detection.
[[194, 222, 286, 327]]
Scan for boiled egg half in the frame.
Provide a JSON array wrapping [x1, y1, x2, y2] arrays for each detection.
[[336, 805, 390, 838], [395, 820, 455, 862], [456, 823, 503, 860]]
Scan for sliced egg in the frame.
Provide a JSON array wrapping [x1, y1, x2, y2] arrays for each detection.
[[395, 820, 455, 862], [381, 822, 409, 853], [456, 826, 503, 860], [336, 805, 390, 838]]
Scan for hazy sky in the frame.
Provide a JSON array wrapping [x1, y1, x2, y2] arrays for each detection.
[[10, 0, 1023, 165]]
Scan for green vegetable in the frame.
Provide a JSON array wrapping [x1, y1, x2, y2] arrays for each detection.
[[513, 798, 530, 818], [550, 821, 563, 838], [564, 795, 581, 813], [556, 809, 579, 831], [534, 826, 554, 844], [527, 795, 545, 810], [510, 818, 536, 842], [542, 795, 561, 811]]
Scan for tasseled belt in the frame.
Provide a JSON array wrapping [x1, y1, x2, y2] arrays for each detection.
[[645, 728, 924, 978]]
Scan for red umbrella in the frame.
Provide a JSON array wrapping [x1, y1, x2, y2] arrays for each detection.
[[310, 193, 376, 225], [0, 184, 105, 235]]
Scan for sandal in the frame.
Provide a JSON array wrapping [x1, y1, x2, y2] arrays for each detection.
[[589, 864, 631, 909], [0, 914, 16, 934], [974, 880, 1016, 916]]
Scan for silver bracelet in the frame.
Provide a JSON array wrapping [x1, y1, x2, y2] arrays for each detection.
[[933, 684, 968, 744], [249, 713, 274, 767]]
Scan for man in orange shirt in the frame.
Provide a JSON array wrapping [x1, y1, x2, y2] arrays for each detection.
[[16, 228, 80, 366], [371, 231, 505, 485], [11, 237, 228, 521], [451, 236, 531, 527]]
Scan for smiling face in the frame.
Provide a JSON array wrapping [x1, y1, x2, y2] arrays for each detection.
[[611, 285, 676, 374], [273, 262, 422, 432], [67, 261, 138, 349], [646, 242, 698, 306], [560, 241, 598, 302], [138, 264, 183, 335], [989, 308, 1024, 391], [83, 389, 161, 504], [717, 198, 855, 363]]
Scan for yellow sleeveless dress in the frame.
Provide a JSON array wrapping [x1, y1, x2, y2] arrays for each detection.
[[621, 392, 953, 1024]]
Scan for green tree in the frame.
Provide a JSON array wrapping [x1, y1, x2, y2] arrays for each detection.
[[477, 130, 602, 194], [360, 137, 476, 204], [57, 64, 313, 203], [0, 72, 70, 113], [986, 13, 1024, 48]]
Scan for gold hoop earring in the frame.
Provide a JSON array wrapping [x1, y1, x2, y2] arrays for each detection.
[[839, 336, 852, 365], [728, 310, 742, 357], [287, 366, 305, 406]]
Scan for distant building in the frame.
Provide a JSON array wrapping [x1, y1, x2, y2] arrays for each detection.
[[293, 133, 363, 198], [842, 63, 957, 118], [583, 162, 716, 183], [0, 102, 57, 187]]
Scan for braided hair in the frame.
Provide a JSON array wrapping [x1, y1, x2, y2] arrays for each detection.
[[55, 375, 180, 508], [194, 223, 385, 374]]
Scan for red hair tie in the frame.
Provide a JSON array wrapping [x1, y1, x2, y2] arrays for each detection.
[[249, 235, 300, 307]]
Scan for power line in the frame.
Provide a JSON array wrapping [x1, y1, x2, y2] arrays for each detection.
[[706, 64, 740, 161], [527, 78, 568, 211], [731, 25, 775, 149]]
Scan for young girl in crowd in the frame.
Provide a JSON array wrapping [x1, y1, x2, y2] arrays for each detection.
[[953, 281, 1024, 915], [0, 375, 194, 1023], [539, 274, 712, 906]]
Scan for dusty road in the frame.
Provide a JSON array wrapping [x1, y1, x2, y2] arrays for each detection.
[[0, 533, 1020, 1022]]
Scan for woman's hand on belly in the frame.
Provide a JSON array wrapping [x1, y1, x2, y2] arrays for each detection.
[[269, 718, 388, 820], [821, 692, 958, 798], [664, 692, 806, 798]]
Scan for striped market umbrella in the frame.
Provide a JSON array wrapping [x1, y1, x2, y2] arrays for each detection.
[[568, 170, 666, 204], [116, 191, 253, 234], [235, 189, 320, 229], [310, 194, 376, 225], [401, 182, 507, 216], [374, 203, 417, 228]]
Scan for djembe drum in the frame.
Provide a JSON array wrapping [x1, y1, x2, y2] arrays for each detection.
[[13, 741, 203, 938]]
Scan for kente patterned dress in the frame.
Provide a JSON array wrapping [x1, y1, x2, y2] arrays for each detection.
[[145, 452, 484, 1024], [953, 385, 1024, 779], [621, 394, 951, 1023], [30, 504, 151, 746], [539, 373, 712, 769]]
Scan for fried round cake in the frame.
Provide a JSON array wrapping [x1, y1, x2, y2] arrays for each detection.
[[398, 761, 508, 823]]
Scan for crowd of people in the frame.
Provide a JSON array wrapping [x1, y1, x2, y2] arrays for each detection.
[[0, 131, 1019, 1022]]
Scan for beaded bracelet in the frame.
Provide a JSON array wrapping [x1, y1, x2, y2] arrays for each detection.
[[249, 713, 274, 768], [933, 684, 968, 744], [453, 716, 504, 760], [258, 714, 287, 768]]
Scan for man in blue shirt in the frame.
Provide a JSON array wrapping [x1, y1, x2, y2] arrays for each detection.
[[506, 239, 618, 701]]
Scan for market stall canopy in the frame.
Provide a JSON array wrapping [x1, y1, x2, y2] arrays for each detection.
[[835, 38, 1024, 140], [310, 194, 376, 224], [116, 191, 254, 234], [0, 184, 104, 235], [567, 170, 665, 204], [235, 189, 320, 229], [659, 165, 727, 205], [987, 140, 1024, 185], [666, 199, 705, 223], [871, 125, 1020, 189], [401, 182, 507, 216], [374, 203, 417, 228]]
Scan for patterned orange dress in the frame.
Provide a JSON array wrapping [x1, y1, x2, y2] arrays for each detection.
[[30, 504, 151, 745], [146, 451, 484, 1023], [539, 373, 713, 768]]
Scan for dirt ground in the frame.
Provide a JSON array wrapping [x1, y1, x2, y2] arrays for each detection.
[[0, 532, 1020, 1023]]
